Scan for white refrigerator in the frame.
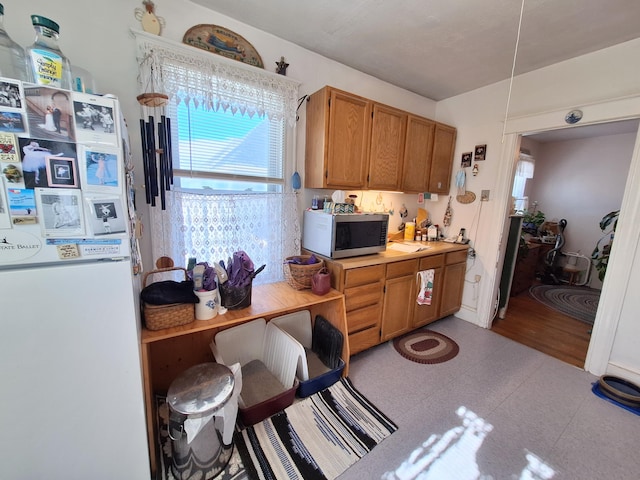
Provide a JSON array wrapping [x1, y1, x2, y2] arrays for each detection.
[[0, 88, 150, 478]]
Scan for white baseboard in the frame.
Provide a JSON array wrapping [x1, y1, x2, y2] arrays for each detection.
[[606, 361, 640, 385], [454, 305, 484, 327]]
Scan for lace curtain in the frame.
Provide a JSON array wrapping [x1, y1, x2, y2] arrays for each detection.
[[150, 191, 301, 285], [134, 30, 300, 126], [513, 153, 535, 212], [515, 153, 535, 179]]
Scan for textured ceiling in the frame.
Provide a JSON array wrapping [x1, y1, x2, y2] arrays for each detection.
[[190, 0, 640, 101]]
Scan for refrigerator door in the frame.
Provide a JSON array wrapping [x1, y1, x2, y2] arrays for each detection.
[[0, 260, 149, 479]]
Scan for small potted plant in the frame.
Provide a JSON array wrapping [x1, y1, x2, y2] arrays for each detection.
[[521, 204, 545, 236]]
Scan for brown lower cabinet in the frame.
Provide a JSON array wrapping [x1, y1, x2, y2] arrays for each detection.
[[323, 247, 467, 355]]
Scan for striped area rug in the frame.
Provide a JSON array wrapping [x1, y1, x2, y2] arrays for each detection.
[[236, 378, 397, 480]]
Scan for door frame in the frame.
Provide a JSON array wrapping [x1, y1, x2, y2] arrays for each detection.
[[485, 94, 640, 376]]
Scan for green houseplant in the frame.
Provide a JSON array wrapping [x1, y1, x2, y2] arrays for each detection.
[[591, 210, 619, 281], [521, 208, 545, 236]]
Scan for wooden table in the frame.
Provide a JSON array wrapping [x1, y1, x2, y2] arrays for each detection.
[[140, 282, 349, 475]]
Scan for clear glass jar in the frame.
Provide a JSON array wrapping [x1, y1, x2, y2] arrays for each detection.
[[0, 4, 27, 81], [25, 14, 72, 89]]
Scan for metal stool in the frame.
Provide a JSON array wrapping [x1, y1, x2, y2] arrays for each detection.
[[167, 362, 235, 479]]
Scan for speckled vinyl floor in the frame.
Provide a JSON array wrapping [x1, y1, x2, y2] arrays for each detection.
[[340, 316, 640, 480]]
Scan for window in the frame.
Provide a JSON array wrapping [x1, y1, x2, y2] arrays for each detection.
[[170, 103, 284, 193], [512, 153, 535, 212], [135, 32, 300, 284]]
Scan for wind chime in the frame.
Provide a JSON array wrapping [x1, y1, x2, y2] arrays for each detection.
[[137, 51, 172, 210]]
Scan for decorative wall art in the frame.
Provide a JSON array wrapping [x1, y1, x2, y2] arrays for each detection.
[[461, 152, 472, 168], [183, 24, 264, 68], [474, 144, 487, 161]]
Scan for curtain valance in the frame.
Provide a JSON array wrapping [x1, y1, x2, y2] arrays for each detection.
[[133, 30, 300, 125]]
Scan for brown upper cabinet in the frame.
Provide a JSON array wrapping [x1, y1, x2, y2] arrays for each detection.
[[304, 86, 456, 193], [305, 87, 371, 189], [401, 115, 435, 193], [428, 123, 457, 194], [367, 103, 407, 190]]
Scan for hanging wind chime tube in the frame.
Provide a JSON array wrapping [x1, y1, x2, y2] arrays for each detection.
[[137, 54, 172, 210]]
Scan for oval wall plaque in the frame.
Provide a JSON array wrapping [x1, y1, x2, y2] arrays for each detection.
[[183, 24, 264, 68]]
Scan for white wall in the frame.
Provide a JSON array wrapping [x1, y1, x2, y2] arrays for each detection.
[[436, 39, 640, 381], [525, 133, 634, 288]]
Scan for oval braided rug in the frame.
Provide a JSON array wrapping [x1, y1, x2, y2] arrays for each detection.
[[393, 330, 459, 364], [529, 285, 599, 325]]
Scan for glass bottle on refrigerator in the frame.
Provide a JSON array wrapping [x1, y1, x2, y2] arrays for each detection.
[[0, 3, 27, 81], [26, 14, 72, 89]]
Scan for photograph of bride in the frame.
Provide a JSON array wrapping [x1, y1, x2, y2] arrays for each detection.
[[24, 86, 76, 142]]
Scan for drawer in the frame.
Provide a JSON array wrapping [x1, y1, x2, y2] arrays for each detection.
[[386, 259, 418, 279], [344, 264, 386, 287], [347, 304, 381, 334], [349, 327, 380, 355], [345, 282, 383, 311], [419, 254, 444, 270], [446, 249, 468, 265]]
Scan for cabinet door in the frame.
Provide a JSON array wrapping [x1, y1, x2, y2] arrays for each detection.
[[326, 89, 372, 189], [380, 274, 415, 341], [440, 261, 465, 317], [368, 103, 407, 190], [380, 260, 417, 341], [428, 123, 457, 194], [401, 115, 435, 193], [413, 255, 444, 327]]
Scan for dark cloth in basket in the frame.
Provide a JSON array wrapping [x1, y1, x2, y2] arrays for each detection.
[[140, 280, 199, 305]]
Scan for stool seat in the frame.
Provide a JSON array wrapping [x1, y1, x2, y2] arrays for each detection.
[[563, 265, 584, 285]]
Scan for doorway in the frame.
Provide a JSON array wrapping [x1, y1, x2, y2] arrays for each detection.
[[491, 118, 639, 367]]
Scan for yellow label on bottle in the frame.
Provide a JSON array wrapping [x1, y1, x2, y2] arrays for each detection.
[[404, 222, 416, 242], [29, 49, 63, 87]]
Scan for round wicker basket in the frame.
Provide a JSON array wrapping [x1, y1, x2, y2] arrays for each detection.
[[283, 255, 325, 290]]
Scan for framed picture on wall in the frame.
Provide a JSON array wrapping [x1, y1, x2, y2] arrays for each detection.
[[461, 152, 472, 168], [474, 144, 487, 161]]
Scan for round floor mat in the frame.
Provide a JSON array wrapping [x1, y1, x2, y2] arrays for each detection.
[[393, 330, 459, 364]]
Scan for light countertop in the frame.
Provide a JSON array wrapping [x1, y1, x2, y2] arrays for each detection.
[[316, 242, 469, 269]]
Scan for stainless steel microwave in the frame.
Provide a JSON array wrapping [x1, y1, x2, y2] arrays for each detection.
[[302, 210, 389, 259]]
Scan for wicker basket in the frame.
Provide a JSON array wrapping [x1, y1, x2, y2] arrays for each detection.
[[142, 266, 195, 331], [283, 255, 325, 290]]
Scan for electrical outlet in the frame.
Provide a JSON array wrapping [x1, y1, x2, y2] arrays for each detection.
[[475, 274, 481, 283], [481, 190, 490, 201]]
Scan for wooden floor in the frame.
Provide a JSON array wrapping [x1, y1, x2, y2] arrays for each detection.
[[491, 287, 593, 368]]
